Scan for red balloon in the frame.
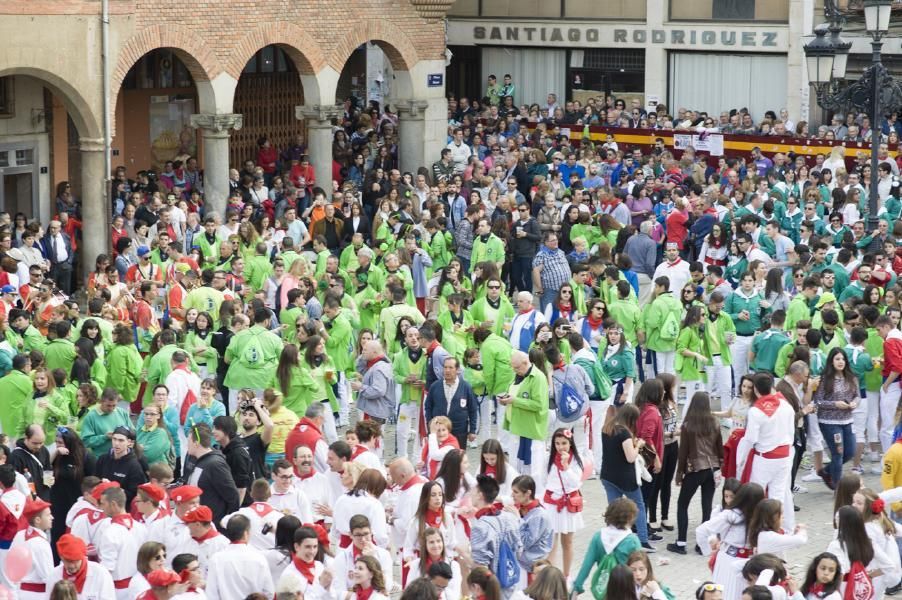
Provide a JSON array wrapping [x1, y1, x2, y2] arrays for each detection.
[[4, 545, 32, 584]]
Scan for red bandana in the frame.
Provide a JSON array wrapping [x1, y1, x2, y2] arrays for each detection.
[[63, 560, 88, 593], [425, 509, 443, 528], [355, 585, 376, 600], [483, 464, 497, 478], [366, 356, 387, 369], [292, 554, 316, 584], [474, 502, 504, 519], [111, 514, 133, 530], [191, 527, 219, 543], [753, 392, 786, 417], [519, 307, 534, 315], [400, 475, 426, 491], [518, 499, 540, 517], [587, 315, 604, 328]]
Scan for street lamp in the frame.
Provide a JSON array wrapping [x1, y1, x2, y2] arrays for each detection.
[[804, 0, 902, 236]]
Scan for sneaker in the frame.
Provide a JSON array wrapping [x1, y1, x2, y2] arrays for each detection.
[[661, 520, 675, 531], [666, 543, 687, 555], [648, 533, 664, 542], [801, 469, 823, 483], [871, 465, 884, 475], [886, 581, 902, 595], [641, 542, 656, 553], [868, 451, 881, 463], [648, 522, 661, 533], [851, 466, 864, 475], [792, 484, 807, 493], [695, 545, 703, 556]]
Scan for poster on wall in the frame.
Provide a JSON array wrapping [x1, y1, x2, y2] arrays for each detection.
[[149, 96, 196, 172], [673, 132, 724, 156]]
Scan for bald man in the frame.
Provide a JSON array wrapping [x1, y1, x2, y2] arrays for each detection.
[[387, 458, 425, 551], [499, 350, 550, 479], [351, 341, 396, 425]]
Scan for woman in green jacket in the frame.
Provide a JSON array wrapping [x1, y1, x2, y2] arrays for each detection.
[[137, 403, 175, 468], [270, 344, 309, 417], [299, 335, 339, 439], [26, 367, 71, 441], [106, 323, 143, 409], [76, 338, 107, 390], [183, 311, 218, 380], [675, 306, 708, 404]]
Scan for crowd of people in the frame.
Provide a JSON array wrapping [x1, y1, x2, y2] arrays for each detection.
[[5, 85, 902, 600]]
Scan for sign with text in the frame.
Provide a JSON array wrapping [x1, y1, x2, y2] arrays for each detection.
[[427, 73, 444, 87]]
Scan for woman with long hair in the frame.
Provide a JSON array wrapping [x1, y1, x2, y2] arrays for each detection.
[[137, 402, 175, 468], [628, 550, 675, 600], [405, 527, 462, 594], [401, 481, 459, 565], [26, 367, 71, 441], [600, 404, 653, 550], [544, 428, 584, 579], [126, 541, 167, 598], [696, 483, 766, 600], [271, 344, 306, 417], [763, 268, 791, 315], [332, 465, 389, 549], [50, 426, 95, 545], [666, 391, 723, 555], [746, 498, 807, 557], [107, 323, 142, 410], [78, 318, 108, 363], [263, 514, 301, 585], [814, 348, 859, 488], [853, 487, 902, 596], [183, 311, 217, 380], [467, 566, 502, 600], [675, 306, 707, 406], [434, 448, 476, 508], [299, 335, 339, 442], [479, 439, 517, 501], [261, 388, 299, 469], [827, 506, 896, 597], [634, 380, 664, 537]]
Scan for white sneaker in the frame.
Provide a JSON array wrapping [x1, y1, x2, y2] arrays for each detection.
[[868, 451, 881, 463], [792, 484, 808, 494], [871, 465, 884, 475], [801, 470, 823, 483]]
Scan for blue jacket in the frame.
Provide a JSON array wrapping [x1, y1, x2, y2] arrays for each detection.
[[425, 378, 478, 442]]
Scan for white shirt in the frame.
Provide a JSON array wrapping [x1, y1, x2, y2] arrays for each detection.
[[11, 527, 52, 599], [736, 396, 795, 475], [293, 472, 331, 521], [330, 544, 394, 592], [222, 502, 283, 550], [97, 515, 146, 591], [269, 484, 314, 523], [69, 508, 108, 558], [443, 378, 460, 412], [49, 233, 68, 263], [45, 562, 116, 600], [173, 529, 231, 575], [65, 498, 96, 528], [388, 476, 425, 551], [652, 258, 691, 296], [206, 543, 274, 600], [166, 367, 202, 425], [509, 308, 547, 351], [332, 492, 389, 548]]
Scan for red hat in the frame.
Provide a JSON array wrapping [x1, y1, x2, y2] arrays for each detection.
[[182, 505, 213, 524], [23, 498, 51, 521], [90, 481, 121, 501], [138, 483, 166, 504], [303, 522, 330, 552], [146, 569, 182, 588], [56, 534, 87, 561], [170, 485, 203, 504]]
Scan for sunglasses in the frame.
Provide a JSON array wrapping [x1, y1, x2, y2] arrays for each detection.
[[487, 285, 501, 290]]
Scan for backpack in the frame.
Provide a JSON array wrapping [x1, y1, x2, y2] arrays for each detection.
[[660, 308, 680, 342], [243, 332, 266, 367], [553, 369, 588, 423], [575, 357, 612, 401], [496, 537, 521, 589], [590, 550, 619, 599]]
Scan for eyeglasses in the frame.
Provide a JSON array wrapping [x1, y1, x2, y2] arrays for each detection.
[[699, 584, 724, 592], [560, 290, 572, 295], [155, 554, 166, 561], [487, 285, 501, 290], [518, 207, 529, 212], [275, 473, 293, 480]]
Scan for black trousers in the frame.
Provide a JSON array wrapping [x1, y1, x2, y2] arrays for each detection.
[[649, 442, 679, 522], [791, 425, 806, 490], [677, 468, 716, 543]]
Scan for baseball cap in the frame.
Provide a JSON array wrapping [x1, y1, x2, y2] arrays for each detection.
[[0, 285, 17, 295], [136, 246, 151, 257]]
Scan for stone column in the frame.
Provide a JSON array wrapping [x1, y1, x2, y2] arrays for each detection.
[[190, 113, 243, 220], [79, 138, 107, 288], [396, 100, 430, 176], [296, 105, 342, 195]]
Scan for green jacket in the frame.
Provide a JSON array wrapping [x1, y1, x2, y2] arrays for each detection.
[[865, 328, 885, 392], [324, 312, 355, 374], [279, 305, 307, 347], [224, 325, 283, 390], [751, 329, 791, 374], [6, 325, 46, 354], [354, 285, 384, 333], [724, 288, 764, 335], [298, 357, 339, 412], [80, 406, 132, 456], [479, 333, 515, 396], [784, 294, 813, 332], [107, 344, 143, 408], [379, 303, 426, 352], [426, 230, 453, 273], [573, 530, 642, 594], [44, 338, 77, 375], [137, 425, 175, 468], [599, 342, 636, 382], [502, 366, 549, 441], [339, 244, 363, 273], [26, 391, 71, 440], [314, 249, 331, 278], [245, 254, 273, 292], [702, 311, 735, 365], [184, 330, 219, 373], [392, 347, 428, 405], [838, 280, 867, 305], [676, 326, 706, 381], [0, 369, 32, 439], [845, 344, 874, 386], [471, 233, 506, 270], [470, 297, 515, 338], [607, 298, 642, 347], [269, 366, 310, 416], [642, 292, 682, 352], [145, 343, 197, 405], [436, 310, 475, 362], [90, 360, 108, 390]]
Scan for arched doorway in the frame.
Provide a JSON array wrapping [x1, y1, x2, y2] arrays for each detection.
[[231, 45, 307, 169]]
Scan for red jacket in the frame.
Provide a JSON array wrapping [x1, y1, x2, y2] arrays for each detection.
[[637, 403, 664, 459], [284, 417, 324, 465], [665, 209, 689, 249], [257, 147, 279, 174], [883, 330, 902, 378]]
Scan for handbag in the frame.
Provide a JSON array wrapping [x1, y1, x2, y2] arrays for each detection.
[[557, 465, 583, 513]]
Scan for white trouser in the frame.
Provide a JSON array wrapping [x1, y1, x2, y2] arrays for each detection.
[[706, 356, 733, 411], [880, 384, 902, 452], [866, 390, 881, 446], [514, 438, 547, 484], [478, 395, 495, 444], [678, 380, 707, 406], [807, 413, 825, 452], [396, 402, 420, 460], [337, 373, 351, 426], [852, 393, 869, 441], [321, 401, 338, 442], [653, 350, 675, 378], [637, 273, 653, 307], [588, 399, 611, 469], [749, 454, 795, 530], [729, 335, 754, 395]]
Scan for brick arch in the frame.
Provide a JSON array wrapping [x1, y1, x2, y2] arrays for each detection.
[[328, 21, 420, 73], [224, 22, 327, 80]]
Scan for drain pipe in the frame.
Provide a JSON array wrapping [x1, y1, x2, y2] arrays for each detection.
[[101, 0, 111, 211]]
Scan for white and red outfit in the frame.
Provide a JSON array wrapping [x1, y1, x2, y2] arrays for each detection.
[[331, 542, 394, 592], [352, 444, 385, 474], [270, 484, 314, 523], [166, 362, 201, 464], [284, 418, 329, 474], [173, 525, 230, 575], [46, 561, 116, 600], [422, 433, 460, 479], [404, 556, 462, 598], [401, 508, 458, 562], [652, 255, 691, 296], [293, 470, 331, 525], [332, 491, 390, 549], [65, 498, 97, 529], [699, 238, 729, 269], [69, 508, 107, 559], [222, 501, 284, 550], [389, 474, 425, 553], [12, 527, 52, 599], [205, 541, 274, 600], [96, 513, 147, 599], [736, 392, 796, 530], [880, 328, 902, 452], [541, 455, 584, 534], [0, 484, 26, 588], [276, 556, 330, 596]]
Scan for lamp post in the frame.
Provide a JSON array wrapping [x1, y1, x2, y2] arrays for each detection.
[[804, 0, 902, 235]]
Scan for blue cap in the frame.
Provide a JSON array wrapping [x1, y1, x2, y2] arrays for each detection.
[[136, 246, 151, 257], [0, 285, 16, 295]]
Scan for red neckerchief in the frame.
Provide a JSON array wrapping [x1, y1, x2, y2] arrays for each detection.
[[297, 470, 316, 481], [192, 527, 219, 543], [292, 554, 316, 584], [518, 499, 540, 517], [667, 258, 682, 266], [352, 544, 363, 559], [351, 445, 368, 460], [111, 514, 133, 530], [553, 454, 569, 471], [425, 509, 443, 528], [483, 464, 497, 478], [587, 314, 604, 328], [231, 540, 247, 545], [355, 585, 376, 600], [400, 475, 426, 491], [518, 307, 533, 315], [808, 583, 825, 597], [474, 502, 504, 519], [366, 355, 387, 369], [63, 559, 88, 593], [425, 340, 440, 356], [558, 302, 572, 313], [753, 392, 786, 418], [554, 361, 566, 371]]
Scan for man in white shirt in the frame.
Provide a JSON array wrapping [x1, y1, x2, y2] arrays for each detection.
[[178, 505, 230, 575], [653, 242, 691, 296], [292, 446, 331, 526], [221, 480, 284, 550], [330, 515, 393, 591], [736, 373, 796, 530], [97, 486, 147, 599], [47, 534, 115, 600], [206, 514, 274, 600], [268, 459, 313, 523], [509, 292, 547, 353], [387, 458, 426, 555], [446, 128, 473, 174], [12, 499, 53, 599]]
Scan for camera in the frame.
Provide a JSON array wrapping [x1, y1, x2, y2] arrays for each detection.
[[239, 398, 256, 413]]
